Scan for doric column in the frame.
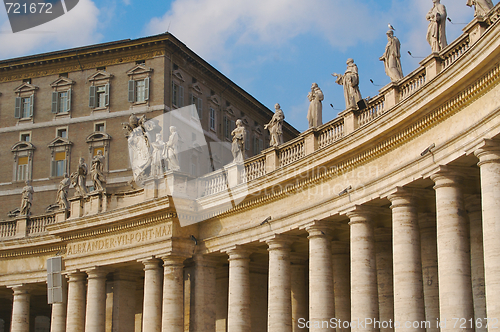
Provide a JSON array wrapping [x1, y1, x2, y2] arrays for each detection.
[[430, 167, 474, 331], [112, 271, 138, 332], [418, 213, 439, 332], [265, 235, 294, 332], [9, 285, 30, 332], [291, 255, 308, 332], [66, 272, 86, 332], [331, 241, 350, 332], [139, 258, 163, 332], [161, 255, 186, 332], [51, 276, 68, 332], [346, 207, 379, 332], [374, 228, 393, 332], [305, 221, 335, 331], [465, 194, 486, 332], [84, 268, 108, 332], [475, 140, 500, 328], [388, 189, 425, 332], [191, 254, 217, 332], [226, 246, 252, 332]]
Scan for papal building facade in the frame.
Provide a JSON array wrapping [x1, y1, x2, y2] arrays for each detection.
[[1, 4, 500, 332]]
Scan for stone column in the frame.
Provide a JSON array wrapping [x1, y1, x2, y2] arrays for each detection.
[[226, 246, 252, 332], [66, 272, 86, 332], [161, 255, 186, 332], [51, 276, 68, 332], [305, 221, 335, 331], [266, 235, 293, 332], [9, 285, 30, 332], [112, 271, 137, 332], [331, 242, 350, 332], [191, 254, 217, 332], [388, 189, 425, 332], [430, 167, 474, 331], [374, 228, 393, 332], [291, 256, 308, 332], [418, 213, 439, 332], [140, 258, 163, 332], [475, 141, 500, 329], [84, 268, 108, 332], [346, 207, 379, 332]]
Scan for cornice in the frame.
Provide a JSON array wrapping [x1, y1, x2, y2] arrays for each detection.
[[0, 244, 65, 258]]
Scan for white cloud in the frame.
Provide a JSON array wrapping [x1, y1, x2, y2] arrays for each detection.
[[0, 0, 102, 59]]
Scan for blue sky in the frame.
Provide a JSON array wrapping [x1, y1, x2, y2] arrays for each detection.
[[0, 0, 486, 132]]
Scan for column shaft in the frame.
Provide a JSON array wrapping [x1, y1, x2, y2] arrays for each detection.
[[161, 255, 186, 332], [9, 285, 30, 332], [291, 260, 308, 332], [374, 228, 393, 332], [85, 268, 108, 332], [50, 277, 67, 332], [141, 258, 163, 332], [332, 243, 350, 332], [191, 255, 217, 332], [112, 272, 137, 332], [226, 247, 252, 332], [388, 190, 425, 332], [66, 272, 86, 332]]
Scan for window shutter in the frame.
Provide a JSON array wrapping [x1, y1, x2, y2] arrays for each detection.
[[67, 89, 72, 112], [231, 120, 235, 132], [104, 84, 110, 106], [128, 80, 135, 103], [14, 97, 21, 119], [253, 137, 258, 155], [259, 138, 263, 152], [144, 78, 150, 101], [51, 92, 58, 113], [51, 160, 56, 177], [198, 98, 203, 119], [179, 86, 184, 107], [89, 86, 96, 108], [29, 94, 34, 117], [189, 93, 194, 116]]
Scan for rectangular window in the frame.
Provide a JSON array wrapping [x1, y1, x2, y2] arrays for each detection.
[[58, 91, 68, 113], [97, 86, 106, 107], [129, 79, 149, 103], [57, 129, 67, 138], [22, 97, 31, 118], [20, 133, 31, 142], [209, 108, 216, 131], [52, 90, 71, 114], [172, 82, 184, 107], [54, 152, 66, 177], [245, 133, 250, 151], [223, 116, 230, 140], [136, 80, 146, 102], [95, 123, 105, 132], [89, 84, 109, 108], [17, 157, 29, 181], [253, 137, 263, 155]]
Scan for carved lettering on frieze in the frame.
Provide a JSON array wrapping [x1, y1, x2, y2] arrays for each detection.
[[66, 224, 172, 255]]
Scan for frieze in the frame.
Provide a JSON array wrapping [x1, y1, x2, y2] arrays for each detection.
[[66, 223, 172, 256]]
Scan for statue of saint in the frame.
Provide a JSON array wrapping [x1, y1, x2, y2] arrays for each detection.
[[71, 157, 88, 196], [307, 83, 324, 128], [265, 103, 285, 147], [380, 30, 404, 82], [90, 151, 106, 192], [20, 180, 34, 216], [166, 126, 180, 171], [333, 59, 363, 110], [231, 119, 246, 163], [151, 133, 165, 178], [56, 173, 70, 210], [467, 0, 494, 17], [426, 0, 448, 52]]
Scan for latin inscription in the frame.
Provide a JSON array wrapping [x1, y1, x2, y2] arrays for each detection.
[[66, 224, 172, 255]]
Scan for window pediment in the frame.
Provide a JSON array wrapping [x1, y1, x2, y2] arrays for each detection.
[[86, 132, 112, 143], [127, 64, 153, 76], [172, 69, 185, 82], [189, 82, 203, 95], [208, 95, 220, 106], [88, 70, 113, 82], [14, 83, 38, 94], [226, 106, 235, 116], [254, 127, 263, 135], [48, 137, 73, 148], [50, 77, 75, 88], [242, 118, 249, 126], [11, 141, 35, 152]]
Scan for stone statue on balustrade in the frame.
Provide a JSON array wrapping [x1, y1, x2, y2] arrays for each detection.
[[231, 119, 246, 163], [467, 0, 494, 17], [265, 103, 284, 147], [90, 151, 106, 192], [56, 173, 70, 210], [307, 83, 324, 128], [150, 133, 166, 178], [166, 126, 180, 171], [426, 0, 448, 53], [20, 180, 34, 216], [332, 59, 363, 110], [380, 30, 404, 82], [71, 157, 88, 196]]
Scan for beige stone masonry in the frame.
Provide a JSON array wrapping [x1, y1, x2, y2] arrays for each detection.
[[161, 255, 187, 332], [8, 284, 31, 332], [331, 241, 350, 332], [139, 258, 162, 332], [84, 267, 109, 332], [191, 254, 217, 332], [290, 255, 308, 332], [65, 272, 86, 332]]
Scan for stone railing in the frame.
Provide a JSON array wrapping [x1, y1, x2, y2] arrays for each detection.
[[318, 117, 344, 149], [400, 68, 426, 100], [244, 155, 266, 182], [0, 220, 16, 238], [442, 37, 470, 70], [358, 95, 386, 127], [27, 214, 56, 235], [279, 138, 305, 168], [201, 169, 228, 196]]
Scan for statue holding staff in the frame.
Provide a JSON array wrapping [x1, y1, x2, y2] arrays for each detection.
[[380, 30, 404, 82], [333, 59, 363, 110], [426, 0, 448, 52], [265, 103, 285, 147], [307, 83, 324, 128]]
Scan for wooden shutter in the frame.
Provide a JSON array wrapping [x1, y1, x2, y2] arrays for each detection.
[[89, 86, 96, 108], [144, 78, 150, 101], [29, 94, 34, 117], [128, 80, 135, 103], [51, 92, 58, 113], [197, 98, 203, 119], [67, 89, 71, 112], [14, 97, 21, 118], [179, 86, 184, 107], [104, 84, 110, 106]]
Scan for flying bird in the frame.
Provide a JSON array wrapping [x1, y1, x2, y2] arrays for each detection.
[[388, 24, 395, 31]]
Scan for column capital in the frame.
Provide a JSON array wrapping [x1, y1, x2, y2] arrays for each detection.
[[7, 284, 32, 295], [430, 165, 464, 189], [223, 245, 253, 261], [261, 234, 296, 250], [138, 257, 162, 270], [474, 139, 500, 166], [387, 187, 417, 209], [346, 205, 377, 225], [159, 254, 187, 266], [65, 271, 87, 283], [301, 220, 334, 238], [82, 267, 109, 279]]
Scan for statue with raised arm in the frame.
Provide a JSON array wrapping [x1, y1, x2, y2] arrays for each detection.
[[426, 0, 448, 52], [20, 180, 34, 216], [332, 59, 363, 110], [380, 30, 404, 82], [467, 0, 494, 17], [150, 133, 165, 178], [56, 173, 70, 210], [265, 103, 285, 147], [166, 126, 180, 171], [307, 83, 324, 128], [90, 151, 106, 191], [231, 119, 246, 163], [71, 157, 88, 196]]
